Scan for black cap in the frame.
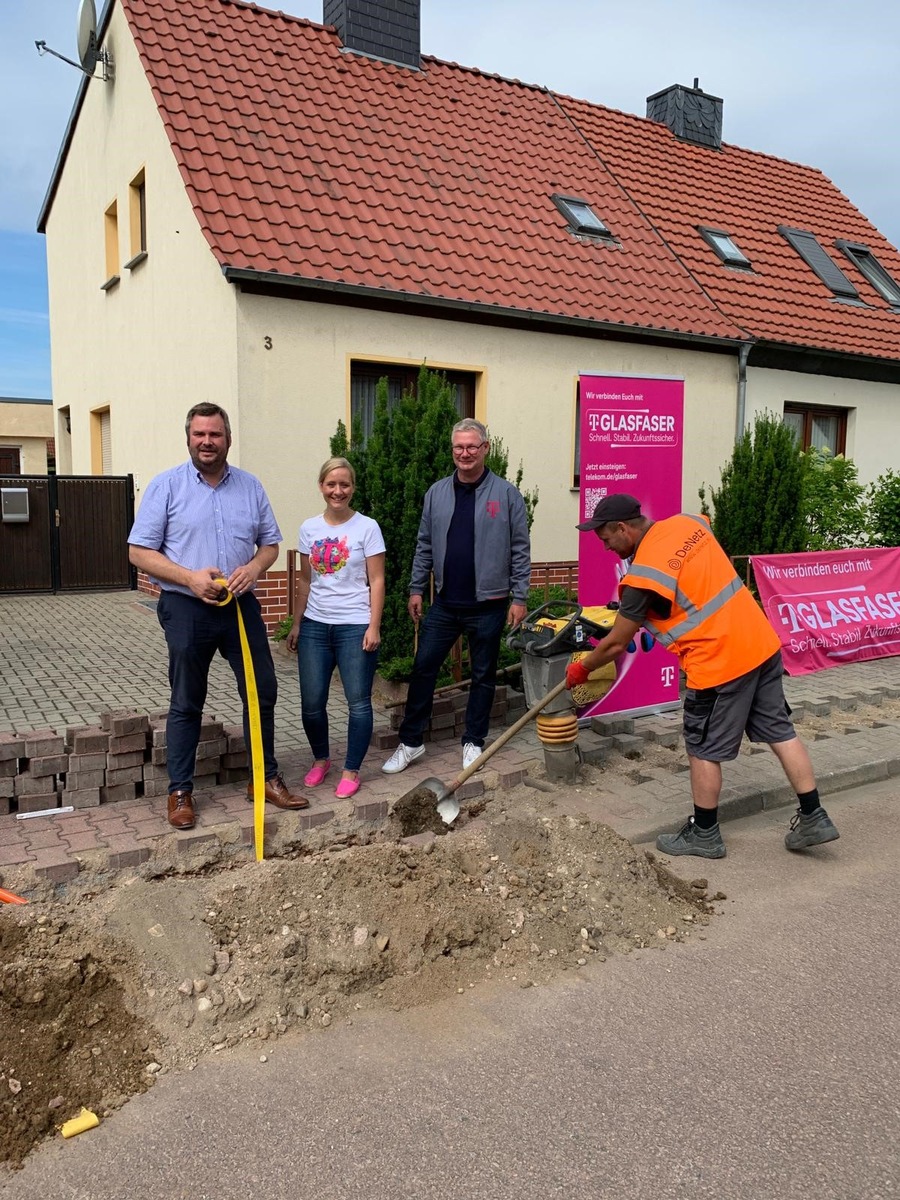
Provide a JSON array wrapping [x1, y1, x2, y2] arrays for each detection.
[[576, 493, 642, 531]]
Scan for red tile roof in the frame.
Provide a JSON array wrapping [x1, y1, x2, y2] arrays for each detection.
[[118, 0, 900, 361], [560, 96, 900, 361]]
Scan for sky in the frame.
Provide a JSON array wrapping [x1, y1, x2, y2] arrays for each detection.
[[2, 0, 898, 400]]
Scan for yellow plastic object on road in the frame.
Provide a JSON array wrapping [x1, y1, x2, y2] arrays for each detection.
[[61, 1108, 100, 1139], [215, 580, 266, 862]]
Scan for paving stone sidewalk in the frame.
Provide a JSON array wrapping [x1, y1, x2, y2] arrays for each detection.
[[0, 591, 898, 884]]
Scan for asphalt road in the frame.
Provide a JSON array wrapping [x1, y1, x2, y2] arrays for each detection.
[[4, 781, 898, 1200]]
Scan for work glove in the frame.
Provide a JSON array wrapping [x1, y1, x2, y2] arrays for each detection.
[[565, 660, 591, 690]]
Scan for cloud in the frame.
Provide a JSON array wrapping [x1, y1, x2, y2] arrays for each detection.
[[0, 307, 50, 329]]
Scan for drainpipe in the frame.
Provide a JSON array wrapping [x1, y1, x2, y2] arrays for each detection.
[[735, 342, 751, 441]]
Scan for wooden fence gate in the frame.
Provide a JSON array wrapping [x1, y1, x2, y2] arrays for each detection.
[[0, 475, 135, 593]]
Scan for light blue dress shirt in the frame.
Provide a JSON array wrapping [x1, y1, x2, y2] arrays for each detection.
[[128, 461, 282, 596]]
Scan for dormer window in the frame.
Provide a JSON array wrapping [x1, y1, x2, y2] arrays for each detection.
[[836, 241, 900, 307], [699, 227, 751, 269], [779, 226, 859, 300], [552, 194, 611, 238]]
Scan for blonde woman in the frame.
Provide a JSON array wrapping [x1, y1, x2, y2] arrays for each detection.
[[287, 458, 385, 798]]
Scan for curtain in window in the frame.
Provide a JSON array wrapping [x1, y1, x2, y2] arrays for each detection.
[[782, 410, 804, 446], [810, 412, 839, 455], [350, 367, 474, 442]]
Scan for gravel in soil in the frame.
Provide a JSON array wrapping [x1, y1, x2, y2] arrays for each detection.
[[0, 788, 713, 1170]]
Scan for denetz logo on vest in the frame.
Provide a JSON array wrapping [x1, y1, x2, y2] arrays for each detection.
[[669, 526, 708, 568]]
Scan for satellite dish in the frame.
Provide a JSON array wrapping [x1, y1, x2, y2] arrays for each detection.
[[35, 0, 113, 81], [76, 0, 98, 74]]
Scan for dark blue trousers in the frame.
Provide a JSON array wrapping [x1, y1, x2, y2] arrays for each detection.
[[398, 597, 507, 749], [156, 590, 278, 792]]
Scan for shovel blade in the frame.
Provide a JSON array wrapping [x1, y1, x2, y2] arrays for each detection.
[[436, 796, 460, 825]]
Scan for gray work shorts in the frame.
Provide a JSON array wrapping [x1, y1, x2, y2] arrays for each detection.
[[682, 650, 796, 762]]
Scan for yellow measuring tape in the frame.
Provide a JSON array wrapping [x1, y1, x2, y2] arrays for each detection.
[[215, 580, 266, 861]]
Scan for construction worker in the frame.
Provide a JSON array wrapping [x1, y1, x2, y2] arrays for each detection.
[[567, 494, 839, 859]]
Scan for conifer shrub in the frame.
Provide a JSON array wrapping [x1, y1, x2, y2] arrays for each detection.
[[700, 412, 806, 558]]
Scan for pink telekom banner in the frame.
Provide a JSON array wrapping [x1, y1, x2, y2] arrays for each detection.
[[577, 374, 684, 719], [752, 547, 900, 676]]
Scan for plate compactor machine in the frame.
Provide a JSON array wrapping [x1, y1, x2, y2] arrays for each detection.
[[507, 601, 618, 783]]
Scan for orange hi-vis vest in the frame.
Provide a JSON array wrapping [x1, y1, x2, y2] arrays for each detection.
[[619, 513, 781, 689]]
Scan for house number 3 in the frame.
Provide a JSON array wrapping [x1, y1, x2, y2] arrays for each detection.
[[263, 336, 273, 350]]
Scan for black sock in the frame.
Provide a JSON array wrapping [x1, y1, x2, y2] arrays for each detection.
[[797, 787, 820, 815], [693, 805, 718, 830]]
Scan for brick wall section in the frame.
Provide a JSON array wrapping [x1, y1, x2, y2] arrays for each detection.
[[530, 561, 579, 597]]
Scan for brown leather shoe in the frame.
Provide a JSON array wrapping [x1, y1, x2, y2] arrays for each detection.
[[247, 773, 310, 810], [168, 789, 196, 830]]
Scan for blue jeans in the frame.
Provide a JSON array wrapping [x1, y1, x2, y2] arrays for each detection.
[[157, 590, 278, 792], [297, 618, 379, 772], [398, 597, 507, 749]]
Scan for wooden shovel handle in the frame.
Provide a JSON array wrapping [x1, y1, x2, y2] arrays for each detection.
[[448, 678, 570, 795]]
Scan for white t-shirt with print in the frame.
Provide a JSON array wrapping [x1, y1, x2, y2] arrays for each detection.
[[298, 511, 385, 625]]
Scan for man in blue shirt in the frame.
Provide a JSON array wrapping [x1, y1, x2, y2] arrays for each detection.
[[128, 403, 308, 829]]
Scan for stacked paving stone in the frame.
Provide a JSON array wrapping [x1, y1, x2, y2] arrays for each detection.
[[0, 711, 249, 815], [0, 731, 68, 817], [375, 683, 528, 750]]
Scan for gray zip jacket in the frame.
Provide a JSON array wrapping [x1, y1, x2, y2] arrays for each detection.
[[409, 470, 531, 604]]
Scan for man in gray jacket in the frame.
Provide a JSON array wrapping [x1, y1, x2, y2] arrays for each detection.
[[383, 419, 531, 774]]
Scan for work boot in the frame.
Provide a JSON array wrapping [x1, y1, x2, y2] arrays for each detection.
[[656, 817, 726, 859], [784, 806, 839, 851], [167, 789, 195, 830]]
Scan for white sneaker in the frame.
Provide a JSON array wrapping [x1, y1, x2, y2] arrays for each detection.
[[462, 742, 484, 771], [382, 743, 425, 774]]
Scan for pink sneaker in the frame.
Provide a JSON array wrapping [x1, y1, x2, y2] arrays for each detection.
[[304, 760, 331, 787], [334, 777, 360, 799]]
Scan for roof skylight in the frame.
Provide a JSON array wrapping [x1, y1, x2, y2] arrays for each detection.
[[836, 241, 900, 307], [779, 227, 859, 300], [552, 194, 611, 238], [699, 227, 751, 269]]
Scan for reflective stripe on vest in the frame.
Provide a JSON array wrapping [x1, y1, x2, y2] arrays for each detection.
[[627, 562, 703, 621], [626, 562, 678, 593], [645, 575, 743, 647]]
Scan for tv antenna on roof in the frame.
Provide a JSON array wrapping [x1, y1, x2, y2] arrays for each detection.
[[35, 0, 114, 83]]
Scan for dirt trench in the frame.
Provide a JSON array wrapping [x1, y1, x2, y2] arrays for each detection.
[[0, 784, 715, 1170]]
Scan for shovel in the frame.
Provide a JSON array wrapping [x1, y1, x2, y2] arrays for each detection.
[[400, 678, 570, 826]]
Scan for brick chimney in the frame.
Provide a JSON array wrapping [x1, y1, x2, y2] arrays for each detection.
[[324, 0, 421, 70], [646, 81, 723, 150]]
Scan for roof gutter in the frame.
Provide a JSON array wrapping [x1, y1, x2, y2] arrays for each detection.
[[735, 342, 751, 441], [222, 267, 748, 352]]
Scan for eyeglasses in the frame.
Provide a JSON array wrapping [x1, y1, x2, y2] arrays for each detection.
[[452, 442, 487, 455]]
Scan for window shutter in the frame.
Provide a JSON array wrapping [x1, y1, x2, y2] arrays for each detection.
[[100, 411, 112, 475]]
